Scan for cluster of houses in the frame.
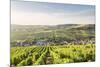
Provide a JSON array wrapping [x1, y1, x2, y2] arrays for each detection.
[[16, 40, 68, 46], [68, 39, 95, 45], [14, 39, 95, 46]]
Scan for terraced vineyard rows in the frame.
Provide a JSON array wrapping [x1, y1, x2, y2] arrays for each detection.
[[11, 44, 95, 66]]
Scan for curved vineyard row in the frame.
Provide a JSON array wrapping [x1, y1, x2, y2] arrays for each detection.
[[11, 44, 95, 66]]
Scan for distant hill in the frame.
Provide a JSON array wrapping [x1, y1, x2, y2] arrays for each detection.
[[11, 24, 95, 42]]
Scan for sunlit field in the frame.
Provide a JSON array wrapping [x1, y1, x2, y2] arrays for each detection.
[[11, 44, 95, 66]]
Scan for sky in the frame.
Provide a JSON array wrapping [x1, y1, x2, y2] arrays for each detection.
[[11, 1, 95, 25]]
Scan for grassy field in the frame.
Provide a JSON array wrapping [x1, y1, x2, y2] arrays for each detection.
[[10, 44, 95, 66]]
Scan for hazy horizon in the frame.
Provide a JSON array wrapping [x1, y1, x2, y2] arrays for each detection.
[[11, 1, 95, 25], [11, 23, 94, 26]]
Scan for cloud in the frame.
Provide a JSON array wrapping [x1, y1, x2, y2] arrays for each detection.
[[11, 1, 95, 25], [11, 9, 95, 25]]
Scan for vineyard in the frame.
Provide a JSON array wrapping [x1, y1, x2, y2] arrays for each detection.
[[10, 44, 95, 66]]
